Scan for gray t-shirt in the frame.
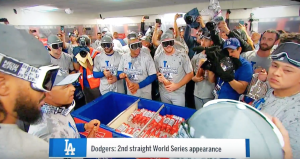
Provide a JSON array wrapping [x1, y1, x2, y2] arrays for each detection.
[[50, 52, 74, 73], [66, 43, 78, 57], [94, 51, 125, 95], [154, 50, 193, 94], [94, 39, 102, 49], [0, 124, 49, 159], [28, 104, 80, 142], [258, 89, 300, 158], [118, 49, 156, 99], [191, 53, 215, 99], [241, 50, 272, 71]]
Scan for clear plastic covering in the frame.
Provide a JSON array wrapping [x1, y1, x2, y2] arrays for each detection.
[[200, 0, 223, 23]]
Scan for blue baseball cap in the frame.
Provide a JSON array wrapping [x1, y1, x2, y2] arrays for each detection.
[[223, 38, 241, 50]]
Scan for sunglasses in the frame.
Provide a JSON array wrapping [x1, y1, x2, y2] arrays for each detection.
[[51, 42, 63, 49], [101, 43, 113, 48], [162, 40, 175, 47], [129, 42, 142, 50]]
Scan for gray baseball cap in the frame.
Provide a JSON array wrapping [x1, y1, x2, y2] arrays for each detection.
[[161, 31, 174, 41], [53, 70, 81, 86], [0, 24, 51, 68], [127, 32, 138, 40], [104, 32, 113, 39], [47, 34, 61, 44], [140, 36, 151, 43], [101, 36, 113, 43], [179, 99, 284, 159]]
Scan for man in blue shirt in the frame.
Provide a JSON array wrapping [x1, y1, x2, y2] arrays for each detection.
[[215, 38, 253, 100]]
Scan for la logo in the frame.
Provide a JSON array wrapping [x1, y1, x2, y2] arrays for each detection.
[[64, 139, 75, 155], [226, 40, 231, 45]]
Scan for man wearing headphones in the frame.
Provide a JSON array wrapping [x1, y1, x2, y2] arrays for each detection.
[[0, 25, 59, 158], [241, 30, 280, 73], [93, 36, 125, 95], [73, 35, 101, 103]]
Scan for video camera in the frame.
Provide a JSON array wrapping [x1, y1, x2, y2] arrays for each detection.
[[184, 8, 200, 29], [193, 46, 241, 77], [77, 36, 89, 58]]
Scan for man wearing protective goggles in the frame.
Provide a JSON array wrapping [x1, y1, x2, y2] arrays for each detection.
[[29, 70, 100, 141], [47, 34, 76, 74], [118, 32, 157, 99], [93, 36, 125, 95], [154, 31, 193, 107], [0, 25, 59, 158], [253, 34, 300, 158]]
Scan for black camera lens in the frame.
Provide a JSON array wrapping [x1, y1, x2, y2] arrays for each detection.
[[79, 50, 88, 58], [205, 21, 216, 31], [184, 15, 193, 25]]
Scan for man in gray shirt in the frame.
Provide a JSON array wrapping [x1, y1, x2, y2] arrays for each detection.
[[0, 25, 59, 159], [191, 31, 215, 109], [253, 39, 300, 158], [118, 32, 157, 99], [47, 34, 75, 74], [241, 30, 280, 73], [154, 31, 193, 107], [93, 36, 125, 95]]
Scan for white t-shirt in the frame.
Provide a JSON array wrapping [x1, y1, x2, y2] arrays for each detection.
[[0, 124, 49, 159], [113, 39, 124, 54], [65, 43, 78, 57]]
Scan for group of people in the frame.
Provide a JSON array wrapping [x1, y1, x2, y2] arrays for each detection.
[[0, 10, 299, 159]]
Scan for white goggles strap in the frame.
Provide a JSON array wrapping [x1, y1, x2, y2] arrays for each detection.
[[0, 53, 39, 83]]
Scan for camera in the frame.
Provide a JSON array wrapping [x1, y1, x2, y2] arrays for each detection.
[[184, 8, 200, 29], [205, 21, 217, 32], [79, 50, 88, 58]]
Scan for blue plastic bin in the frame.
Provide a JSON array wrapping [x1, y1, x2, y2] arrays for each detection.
[[72, 92, 196, 137]]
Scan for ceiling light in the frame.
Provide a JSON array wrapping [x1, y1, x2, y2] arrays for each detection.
[[24, 5, 59, 12]]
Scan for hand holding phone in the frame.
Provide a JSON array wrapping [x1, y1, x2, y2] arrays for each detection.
[[178, 14, 183, 18], [144, 15, 149, 19], [60, 26, 65, 33]]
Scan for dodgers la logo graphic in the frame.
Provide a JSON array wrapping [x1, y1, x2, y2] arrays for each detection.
[[64, 139, 75, 155], [159, 61, 177, 80], [226, 40, 231, 45], [125, 62, 142, 81]]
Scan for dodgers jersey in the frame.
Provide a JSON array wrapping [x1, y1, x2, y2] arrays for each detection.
[[94, 51, 125, 95], [118, 49, 156, 99], [28, 104, 80, 143], [154, 50, 193, 93]]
